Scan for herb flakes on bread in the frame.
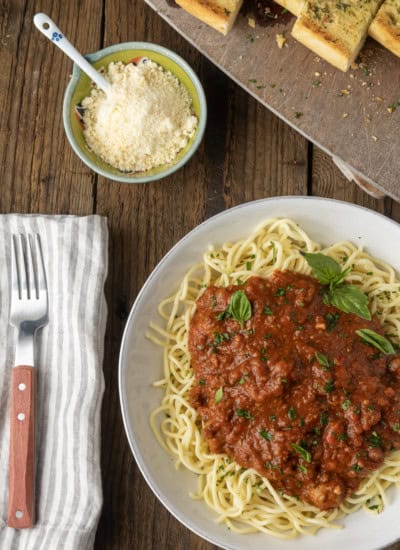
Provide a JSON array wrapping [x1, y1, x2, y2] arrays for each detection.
[[175, 0, 243, 35], [369, 0, 400, 57], [273, 0, 303, 16], [291, 0, 384, 71]]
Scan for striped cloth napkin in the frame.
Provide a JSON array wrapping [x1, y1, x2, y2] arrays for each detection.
[[0, 215, 108, 549]]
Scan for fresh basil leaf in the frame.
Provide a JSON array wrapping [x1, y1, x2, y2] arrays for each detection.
[[214, 387, 223, 404], [332, 266, 351, 286], [228, 290, 252, 328], [291, 443, 312, 463], [302, 252, 342, 285], [329, 285, 371, 320], [355, 328, 395, 354]]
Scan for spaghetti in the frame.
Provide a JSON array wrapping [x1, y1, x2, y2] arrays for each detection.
[[149, 218, 400, 538]]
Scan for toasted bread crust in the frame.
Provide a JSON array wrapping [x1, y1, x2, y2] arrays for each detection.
[[176, 0, 243, 34], [369, 0, 400, 57]]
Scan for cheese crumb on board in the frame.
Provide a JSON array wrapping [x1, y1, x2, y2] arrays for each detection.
[[81, 60, 198, 173]]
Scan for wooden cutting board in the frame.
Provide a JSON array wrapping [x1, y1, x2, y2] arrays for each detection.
[[145, 0, 400, 200]]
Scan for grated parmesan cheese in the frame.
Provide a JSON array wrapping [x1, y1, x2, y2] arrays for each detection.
[[81, 60, 198, 173]]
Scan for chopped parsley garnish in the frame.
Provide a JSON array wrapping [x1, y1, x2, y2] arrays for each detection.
[[320, 411, 329, 426], [324, 380, 335, 393], [342, 399, 351, 411], [260, 429, 274, 441], [213, 332, 230, 346], [214, 387, 223, 404], [352, 463, 362, 472], [315, 351, 333, 370], [199, 379, 206, 386], [298, 464, 308, 474], [325, 312, 339, 332], [237, 409, 254, 420], [369, 431, 382, 448], [269, 242, 277, 264], [291, 443, 311, 463], [288, 406, 296, 420], [275, 287, 286, 297], [263, 306, 273, 315]]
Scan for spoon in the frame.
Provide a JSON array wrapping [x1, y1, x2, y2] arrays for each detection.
[[33, 13, 110, 94]]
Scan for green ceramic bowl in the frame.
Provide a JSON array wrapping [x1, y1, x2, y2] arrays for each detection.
[[63, 42, 207, 183]]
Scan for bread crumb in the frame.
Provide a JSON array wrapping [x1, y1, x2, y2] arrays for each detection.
[[276, 33, 286, 49], [372, 135, 378, 142], [248, 17, 256, 28]]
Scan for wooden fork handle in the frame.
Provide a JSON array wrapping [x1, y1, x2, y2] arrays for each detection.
[[8, 365, 36, 528]]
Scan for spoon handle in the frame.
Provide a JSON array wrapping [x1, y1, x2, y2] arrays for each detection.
[[33, 13, 110, 94]]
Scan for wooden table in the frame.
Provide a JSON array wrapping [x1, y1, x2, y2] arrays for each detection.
[[0, 1, 399, 549]]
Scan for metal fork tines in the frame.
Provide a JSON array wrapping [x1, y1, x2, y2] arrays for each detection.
[[8, 234, 49, 529], [10, 234, 49, 367]]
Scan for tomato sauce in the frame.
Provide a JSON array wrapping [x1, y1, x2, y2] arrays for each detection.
[[188, 272, 400, 510]]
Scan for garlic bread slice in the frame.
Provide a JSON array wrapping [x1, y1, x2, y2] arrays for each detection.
[[369, 0, 400, 57], [292, 1, 384, 71], [175, 0, 243, 35]]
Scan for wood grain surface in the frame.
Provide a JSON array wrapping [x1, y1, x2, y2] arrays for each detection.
[[0, 0, 399, 548], [8, 366, 36, 529]]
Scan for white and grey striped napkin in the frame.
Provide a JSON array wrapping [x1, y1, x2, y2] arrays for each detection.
[[0, 214, 108, 550]]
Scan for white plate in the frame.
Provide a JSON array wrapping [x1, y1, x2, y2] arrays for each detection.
[[119, 196, 400, 550]]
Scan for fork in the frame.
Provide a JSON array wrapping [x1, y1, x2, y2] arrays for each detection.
[[8, 234, 49, 529]]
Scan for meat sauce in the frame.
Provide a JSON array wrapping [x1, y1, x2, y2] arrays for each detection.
[[188, 272, 400, 510]]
